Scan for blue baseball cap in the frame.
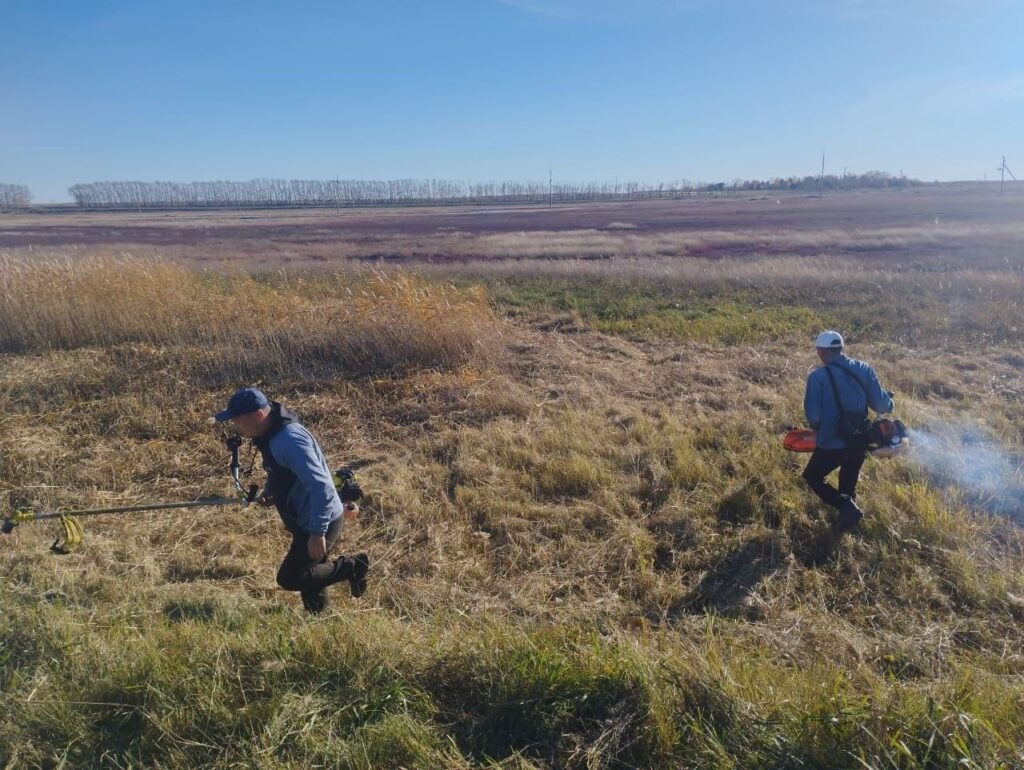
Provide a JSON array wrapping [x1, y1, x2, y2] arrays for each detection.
[[215, 387, 270, 422]]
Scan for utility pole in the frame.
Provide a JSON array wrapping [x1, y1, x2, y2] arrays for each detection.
[[1000, 156, 1005, 193], [820, 152, 826, 199], [996, 157, 1017, 194], [549, 167, 553, 208]]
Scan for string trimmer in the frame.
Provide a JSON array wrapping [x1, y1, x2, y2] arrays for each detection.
[[2, 436, 260, 554]]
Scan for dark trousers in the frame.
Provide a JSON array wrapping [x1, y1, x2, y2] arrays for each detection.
[[276, 516, 345, 613], [802, 446, 866, 508]]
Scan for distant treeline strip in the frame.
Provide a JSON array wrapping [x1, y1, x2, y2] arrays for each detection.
[[67, 172, 920, 209], [0, 184, 32, 210]]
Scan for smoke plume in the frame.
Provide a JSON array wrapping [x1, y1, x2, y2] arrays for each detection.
[[906, 423, 1024, 520]]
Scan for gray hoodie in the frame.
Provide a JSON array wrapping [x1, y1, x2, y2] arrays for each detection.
[[255, 403, 343, 534]]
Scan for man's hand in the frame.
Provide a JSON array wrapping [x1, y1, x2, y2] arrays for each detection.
[[308, 533, 327, 560]]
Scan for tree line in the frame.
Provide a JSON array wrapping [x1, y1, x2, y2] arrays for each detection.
[[60, 171, 922, 209], [736, 170, 920, 193], [67, 178, 699, 208], [0, 184, 32, 210]]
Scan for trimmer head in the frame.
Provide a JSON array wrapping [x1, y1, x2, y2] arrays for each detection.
[[50, 515, 83, 554]]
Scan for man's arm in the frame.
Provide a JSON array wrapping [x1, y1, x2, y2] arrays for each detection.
[[273, 427, 339, 534], [866, 366, 895, 415], [804, 372, 822, 429]]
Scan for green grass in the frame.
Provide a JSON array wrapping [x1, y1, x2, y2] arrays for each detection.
[[4, 386, 1023, 768], [482, 278, 872, 344], [474, 270, 1020, 346], [2, 597, 1021, 769]]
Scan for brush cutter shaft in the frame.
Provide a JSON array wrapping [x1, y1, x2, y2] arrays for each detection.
[[11, 496, 242, 524]]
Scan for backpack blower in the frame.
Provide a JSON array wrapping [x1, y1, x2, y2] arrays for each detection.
[[784, 418, 910, 457]]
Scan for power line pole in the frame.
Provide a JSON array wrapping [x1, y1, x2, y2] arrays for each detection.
[[996, 157, 1017, 193], [549, 167, 553, 208], [820, 152, 826, 199]]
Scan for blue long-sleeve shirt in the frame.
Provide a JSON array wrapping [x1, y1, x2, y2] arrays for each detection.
[[264, 423, 343, 534], [804, 354, 894, 450]]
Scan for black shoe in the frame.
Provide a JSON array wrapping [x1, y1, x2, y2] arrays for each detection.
[[302, 591, 329, 614], [327, 556, 354, 585], [349, 553, 369, 598], [836, 496, 863, 533]]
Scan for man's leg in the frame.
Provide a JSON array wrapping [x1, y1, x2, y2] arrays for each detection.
[[276, 518, 369, 613], [276, 532, 309, 593], [298, 516, 347, 613], [276, 519, 346, 612], [835, 448, 868, 532], [802, 449, 846, 508], [837, 449, 867, 500]]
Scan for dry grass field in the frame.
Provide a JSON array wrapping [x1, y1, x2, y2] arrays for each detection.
[[1, 188, 1024, 768]]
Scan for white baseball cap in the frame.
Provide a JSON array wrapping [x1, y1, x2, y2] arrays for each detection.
[[814, 330, 844, 349]]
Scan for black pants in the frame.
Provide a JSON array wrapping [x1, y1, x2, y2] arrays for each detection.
[[802, 446, 866, 508], [276, 516, 345, 613]]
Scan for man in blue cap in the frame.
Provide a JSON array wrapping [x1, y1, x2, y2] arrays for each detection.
[[215, 387, 368, 613], [803, 331, 894, 533]]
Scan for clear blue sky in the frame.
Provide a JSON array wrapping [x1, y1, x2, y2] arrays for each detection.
[[2, 0, 1021, 201]]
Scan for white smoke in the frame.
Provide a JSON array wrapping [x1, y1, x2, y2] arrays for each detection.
[[906, 423, 1024, 520]]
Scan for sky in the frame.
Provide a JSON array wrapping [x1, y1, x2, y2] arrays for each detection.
[[1, 0, 1022, 202]]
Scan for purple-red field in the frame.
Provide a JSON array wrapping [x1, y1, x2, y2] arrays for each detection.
[[2, 186, 1023, 267]]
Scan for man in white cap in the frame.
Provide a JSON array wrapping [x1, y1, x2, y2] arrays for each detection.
[[802, 331, 894, 532]]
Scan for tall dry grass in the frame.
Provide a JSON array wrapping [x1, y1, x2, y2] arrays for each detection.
[[421, 252, 1024, 291], [426, 221, 1024, 260], [0, 256, 503, 380]]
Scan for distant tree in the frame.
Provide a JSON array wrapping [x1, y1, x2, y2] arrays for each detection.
[[0, 184, 31, 210]]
